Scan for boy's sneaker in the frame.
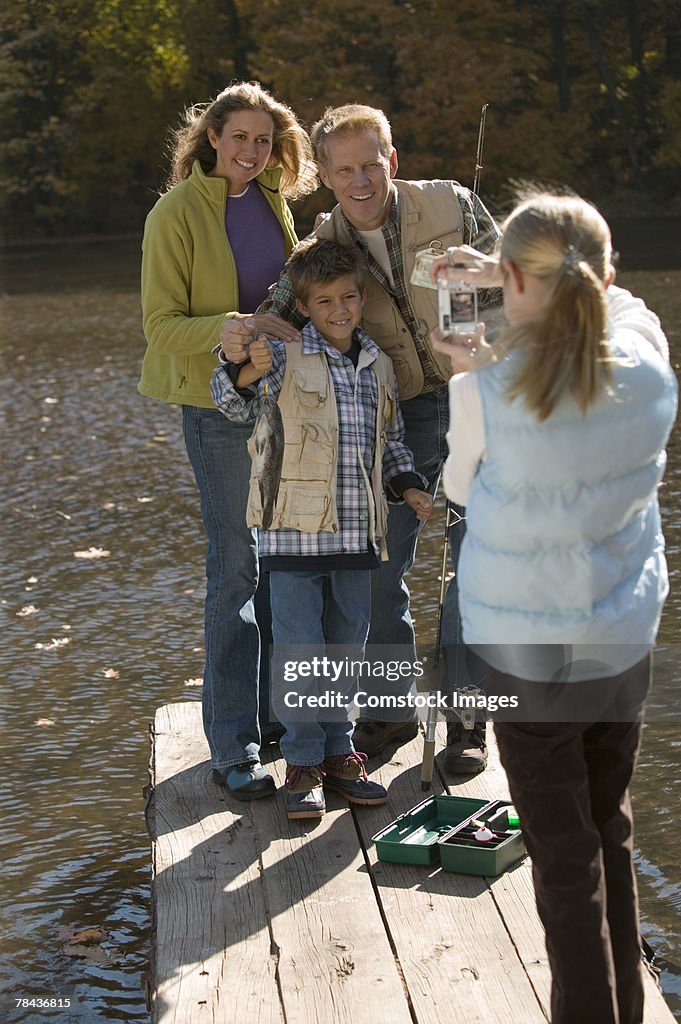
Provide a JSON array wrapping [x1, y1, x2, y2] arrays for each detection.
[[352, 717, 419, 757], [284, 764, 326, 820], [444, 721, 488, 775], [322, 751, 388, 805], [212, 760, 275, 800]]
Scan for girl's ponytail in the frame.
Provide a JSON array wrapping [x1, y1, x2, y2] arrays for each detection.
[[501, 194, 612, 421]]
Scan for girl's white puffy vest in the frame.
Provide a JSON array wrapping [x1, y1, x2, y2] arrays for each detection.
[[459, 328, 678, 681]]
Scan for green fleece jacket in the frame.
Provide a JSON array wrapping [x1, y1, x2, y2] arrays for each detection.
[[138, 160, 297, 407]]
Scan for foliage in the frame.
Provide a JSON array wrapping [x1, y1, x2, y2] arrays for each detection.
[[1, 0, 678, 240]]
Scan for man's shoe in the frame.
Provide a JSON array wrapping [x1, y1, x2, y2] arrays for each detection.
[[322, 752, 388, 805], [352, 717, 419, 758], [285, 764, 326, 820], [444, 721, 488, 775], [213, 760, 275, 800]]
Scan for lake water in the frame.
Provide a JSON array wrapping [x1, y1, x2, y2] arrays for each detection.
[[1, 233, 679, 1022]]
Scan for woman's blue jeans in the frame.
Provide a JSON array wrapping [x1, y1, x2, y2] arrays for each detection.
[[182, 405, 272, 771]]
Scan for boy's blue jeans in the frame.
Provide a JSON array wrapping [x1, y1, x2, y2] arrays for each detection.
[[183, 405, 273, 771], [269, 569, 371, 766]]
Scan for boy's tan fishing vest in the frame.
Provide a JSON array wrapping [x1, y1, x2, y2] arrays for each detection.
[[315, 179, 466, 400], [247, 343, 397, 559]]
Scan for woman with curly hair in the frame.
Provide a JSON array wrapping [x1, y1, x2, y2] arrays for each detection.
[[139, 82, 317, 799]]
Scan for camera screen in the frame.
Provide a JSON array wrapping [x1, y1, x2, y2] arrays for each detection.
[[438, 279, 478, 334], [448, 289, 476, 322]]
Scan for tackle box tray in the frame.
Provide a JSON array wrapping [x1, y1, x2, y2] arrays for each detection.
[[371, 795, 494, 866], [438, 800, 526, 876]]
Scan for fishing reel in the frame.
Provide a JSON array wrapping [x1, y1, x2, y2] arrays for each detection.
[[453, 685, 485, 731]]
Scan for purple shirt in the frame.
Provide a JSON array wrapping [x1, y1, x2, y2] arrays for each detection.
[[225, 182, 286, 313]]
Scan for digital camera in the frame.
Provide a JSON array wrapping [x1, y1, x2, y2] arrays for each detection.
[[438, 278, 478, 335]]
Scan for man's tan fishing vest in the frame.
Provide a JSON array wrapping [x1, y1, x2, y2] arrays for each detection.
[[315, 179, 466, 400], [247, 343, 398, 559]]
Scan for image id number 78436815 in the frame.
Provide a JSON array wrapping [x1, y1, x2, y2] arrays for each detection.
[[15, 998, 72, 1009]]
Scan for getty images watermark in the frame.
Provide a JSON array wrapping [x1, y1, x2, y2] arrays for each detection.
[[279, 654, 517, 714], [263, 644, 679, 725]]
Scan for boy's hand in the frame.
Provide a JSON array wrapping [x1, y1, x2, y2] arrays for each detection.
[[220, 314, 300, 361], [249, 334, 273, 375], [403, 488, 433, 521]]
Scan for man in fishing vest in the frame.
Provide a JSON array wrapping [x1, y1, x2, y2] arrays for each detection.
[[220, 103, 501, 772]]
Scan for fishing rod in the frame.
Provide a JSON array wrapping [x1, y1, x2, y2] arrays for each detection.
[[420, 102, 490, 790], [420, 502, 463, 789], [472, 103, 489, 199]]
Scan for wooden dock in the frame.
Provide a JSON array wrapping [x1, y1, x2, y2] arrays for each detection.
[[146, 701, 674, 1023]]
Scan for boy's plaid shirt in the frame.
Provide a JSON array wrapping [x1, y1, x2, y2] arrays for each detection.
[[258, 185, 501, 391], [210, 323, 425, 558]]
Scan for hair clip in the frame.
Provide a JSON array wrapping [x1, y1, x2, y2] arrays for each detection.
[[563, 245, 584, 268]]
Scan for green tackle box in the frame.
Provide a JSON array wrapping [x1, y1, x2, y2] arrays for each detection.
[[371, 794, 493, 866], [437, 800, 526, 876]]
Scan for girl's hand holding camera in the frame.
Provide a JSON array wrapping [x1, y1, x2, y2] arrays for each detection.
[[428, 243, 503, 289], [431, 322, 493, 374], [428, 243, 500, 374]]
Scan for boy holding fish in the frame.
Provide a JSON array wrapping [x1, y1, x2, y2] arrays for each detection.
[[211, 237, 432, 819]]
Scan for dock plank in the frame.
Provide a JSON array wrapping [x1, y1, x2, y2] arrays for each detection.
[[148, 703, 675, 1022], [436, 732, 553, 1010], [149, 703, 282, 1023], [253, 758, 412, 1024], [251, 757, 411, 1019], [356, 724, 548, 1022]]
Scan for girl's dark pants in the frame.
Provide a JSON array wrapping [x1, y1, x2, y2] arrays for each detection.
[[491, 654, 651, 1024]]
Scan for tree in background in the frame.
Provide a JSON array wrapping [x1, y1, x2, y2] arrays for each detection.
[[0, 0, 95, 234], [0, 0, 253, 236], [0, 0, 678, 240]]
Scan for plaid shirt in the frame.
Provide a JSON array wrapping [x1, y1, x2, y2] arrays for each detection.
[[259, 183, 501, 391], [211, 323, 424, 558]]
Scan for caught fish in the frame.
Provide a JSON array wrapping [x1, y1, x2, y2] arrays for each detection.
[[251, 401, 284, 530]]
